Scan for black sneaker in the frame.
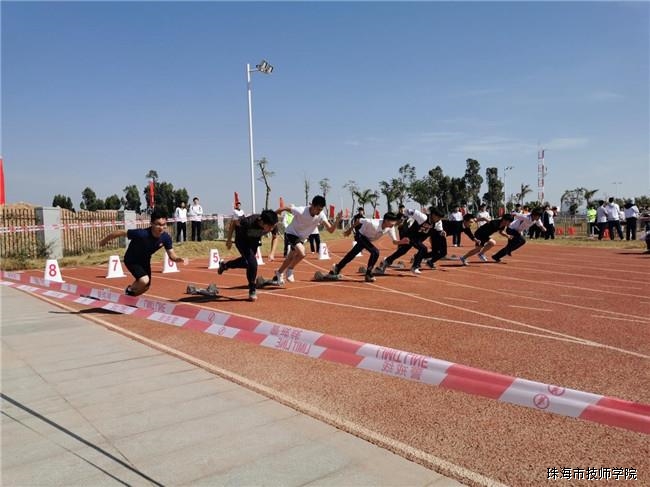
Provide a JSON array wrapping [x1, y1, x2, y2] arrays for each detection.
[[218, 261, 226, 275], [329, 264, 339, 276], [492, 255, 501, 263], [365, 274, 376, 283], [125, 286, 136, 296]]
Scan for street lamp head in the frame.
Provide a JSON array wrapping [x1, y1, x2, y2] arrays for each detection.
[[256, 60, 274, 74], [505, 166, 513, 171]]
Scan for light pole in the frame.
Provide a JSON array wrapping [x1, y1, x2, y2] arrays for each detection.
[[503, 165, 513, 212], [612, 181, 622, 199], [246, 59, 274, 214]]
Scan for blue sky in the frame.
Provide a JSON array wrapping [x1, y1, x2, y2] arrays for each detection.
[[2, 1, 649, 215]]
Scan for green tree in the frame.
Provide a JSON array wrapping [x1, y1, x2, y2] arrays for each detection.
[[304, 176, 310, 205], [409, 176, 435, 209], [80, 187, 104, 211], [104, 194, 122, 210], [319, 178, 331, 202], [354, 189, 374, 212], [448, 177, 467, 211], [583, 188, 599, 207], [256, 157, 274, 210], [463, 158, 483, 211], [173, 189, 189, 208], [122, 185, 142, 213], [52, 194, 74, 211], [482, 167, 503, 216], [379, 180, 398, 212], [515, 183, 533, 205], [394, 164, 416, 206], [561, 188, 585, 216], [343, 180, 359, 215], [368, 190, 380, 214]]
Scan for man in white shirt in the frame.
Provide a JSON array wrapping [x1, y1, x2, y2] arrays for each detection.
[[188, 197, 204, 241], [232, 201, 245, 219], [272, 195, 340, 284], [330, 212, 407, 282], [174, 201, 188, 243], [491, 208, 546, 263], [623, 201, 639, 241], [448, 206, 464, 246], [605, 197, 623, 240], [476, 205, 491, 228]]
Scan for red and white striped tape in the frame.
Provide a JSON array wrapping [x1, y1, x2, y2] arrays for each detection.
[[2, 271, 649, 434]]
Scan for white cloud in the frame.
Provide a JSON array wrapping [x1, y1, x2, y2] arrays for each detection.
[[546, 137, 589, 150]]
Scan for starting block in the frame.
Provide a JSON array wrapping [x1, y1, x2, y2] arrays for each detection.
[[314, 270, 341, 282], [185, 283, 218, 297], [255, 275, 282, 289]]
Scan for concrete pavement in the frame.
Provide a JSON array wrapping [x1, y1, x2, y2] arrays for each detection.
[[1, 285, 463, 486]]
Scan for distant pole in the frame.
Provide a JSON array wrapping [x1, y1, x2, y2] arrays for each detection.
[[503, 166, 513, 211], [246, 64, 256, 214], [246, 60, 274, 215]]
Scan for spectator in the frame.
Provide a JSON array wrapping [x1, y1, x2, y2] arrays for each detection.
[[188, 197, 204, 241], [586, 205, 597, 236], [605, 197, 624, 240], [596, 200, 608, 240], [623, 201, 639, 241], [476, 204, 491, 228], [448, 206, 463, 247], [174, 201, 187, 243]]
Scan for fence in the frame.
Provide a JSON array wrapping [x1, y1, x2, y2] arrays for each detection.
[[0, 206, 225, 259]]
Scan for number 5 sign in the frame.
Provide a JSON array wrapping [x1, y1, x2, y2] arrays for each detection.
[[208, 249, 221, 270]]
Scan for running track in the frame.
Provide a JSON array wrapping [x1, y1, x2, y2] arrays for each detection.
[[11, 239, 650, 486]]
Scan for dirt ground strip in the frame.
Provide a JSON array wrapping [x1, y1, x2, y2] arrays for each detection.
[[16, 238, 650, 486]]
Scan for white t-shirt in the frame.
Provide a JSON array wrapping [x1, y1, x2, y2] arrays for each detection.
[[606, 202, 620, 221], [477, 211, 491, 227], [509, 214, 544, 233], [449, 211, 463, 222], [624, 205, 639, 219], [285, 206, 328, 239], [596, 206, 608, 223], [232, 208, 245, 219], [358, 218, 397, 242], [188, 203, 203, 222], [174, 207, 187, 223], [404, 208, 428, 225]]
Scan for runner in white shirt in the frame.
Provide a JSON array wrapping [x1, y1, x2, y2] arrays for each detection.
[[491, 208, 546, 263], [330, 212, 407, 282], [272, 195, 340, 284]]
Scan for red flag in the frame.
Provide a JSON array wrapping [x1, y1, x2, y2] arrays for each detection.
[[374, 209, 380, 219], [149, 180, 155, 208], [279, 196, 285, 208], [234, 191, 240, 206], [0, 157, 5, 205], [329, 205, 335, 219]]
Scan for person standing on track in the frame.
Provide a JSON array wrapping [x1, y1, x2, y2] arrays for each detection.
[[218, 209, 279, 301], [99, 209, 185, 297], [330, 212, 407, 282]]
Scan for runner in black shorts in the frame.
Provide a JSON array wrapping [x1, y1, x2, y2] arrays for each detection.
[[459, 214, 513, 265], [99, 209, 185, 296]]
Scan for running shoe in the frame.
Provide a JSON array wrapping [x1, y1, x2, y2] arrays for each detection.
[[411, 267, 422, 275], [286, 268, 295, 282], [248, 290, 257, 301], [459, 256, 468, 266], [491, 255, 502, 263], [365, 274, 376, 283], [273, 271, 285, 286], [217, 261, 226, 275], [477, 253, 488, 262]]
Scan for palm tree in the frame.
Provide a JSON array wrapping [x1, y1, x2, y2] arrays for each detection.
[[583, 188, 599, 207], [256, 157, 274, 210], [354, 189, 374, 213], [516, 183, 532, 204], [343, 180, 359, 215]]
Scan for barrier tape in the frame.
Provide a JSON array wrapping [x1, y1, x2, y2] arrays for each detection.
[[2, 272, 649, 435]]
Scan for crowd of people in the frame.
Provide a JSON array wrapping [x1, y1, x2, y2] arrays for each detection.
[[100, 196, 649, 302]]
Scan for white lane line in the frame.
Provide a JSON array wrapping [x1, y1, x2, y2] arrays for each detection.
[[591, 315, 650, 324], [441, 297, 478, 303], [508, 305, 552, 312]]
